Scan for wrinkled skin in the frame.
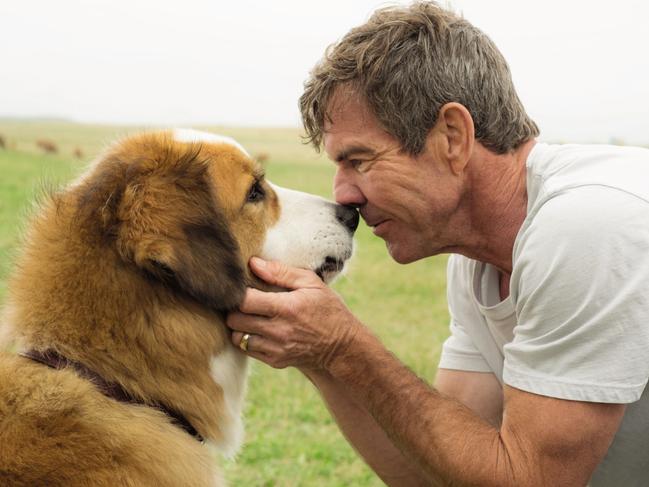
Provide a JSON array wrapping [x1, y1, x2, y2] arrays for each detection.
[[227, 257, 361, 373]]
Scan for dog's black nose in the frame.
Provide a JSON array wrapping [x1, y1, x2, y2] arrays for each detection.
[[335, 205, 360, 233]]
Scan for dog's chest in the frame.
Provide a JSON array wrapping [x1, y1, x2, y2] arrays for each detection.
[[209, 344, 248, 458]]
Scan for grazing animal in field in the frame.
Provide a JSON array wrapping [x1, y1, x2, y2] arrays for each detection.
[[254, 152, 270, 163], [35, 139, 58, 154]]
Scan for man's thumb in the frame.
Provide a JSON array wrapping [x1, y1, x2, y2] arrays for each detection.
[[249, 257, 322, 290]]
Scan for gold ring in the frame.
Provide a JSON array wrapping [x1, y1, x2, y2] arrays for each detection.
[[239, 333, 251, 352]]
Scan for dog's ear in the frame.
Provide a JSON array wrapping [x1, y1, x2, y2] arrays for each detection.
[[76, 138, 247, 310]]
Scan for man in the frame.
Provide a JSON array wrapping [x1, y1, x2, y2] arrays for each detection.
[[227, 2, 649, 485]]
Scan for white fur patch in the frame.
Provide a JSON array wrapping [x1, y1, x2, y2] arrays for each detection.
[[261, 183, 354, 280], [173, 128, 250, 157], [209, 344, 248, 458]]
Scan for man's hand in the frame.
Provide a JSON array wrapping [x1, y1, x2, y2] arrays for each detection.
[[227, 259, 626, 487], [227, 257, 364, 371]]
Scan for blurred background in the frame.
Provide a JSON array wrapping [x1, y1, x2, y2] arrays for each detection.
[[1, 1, 647, 485], [2, 0, 648, 143]]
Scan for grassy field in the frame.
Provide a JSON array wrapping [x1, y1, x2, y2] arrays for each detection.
[[0, 120, 450, 486]]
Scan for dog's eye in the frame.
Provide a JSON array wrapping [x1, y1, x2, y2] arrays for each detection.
[[247, 181, 265, 203]]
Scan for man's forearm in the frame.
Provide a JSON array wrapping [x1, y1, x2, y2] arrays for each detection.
[[326, 331, 524, 487], [228, 260, 614, 486], [302, 369, 432, 487]]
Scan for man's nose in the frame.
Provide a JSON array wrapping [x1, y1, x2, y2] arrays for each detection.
[[333, 167, 365, 208]]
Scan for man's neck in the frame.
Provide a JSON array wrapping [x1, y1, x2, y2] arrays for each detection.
[[459, 139, 535, 274]]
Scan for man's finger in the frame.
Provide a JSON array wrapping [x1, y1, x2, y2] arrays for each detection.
[[236, 287, 285, 317], [247, 350, 285, 369], [227, 310, 280, 337], [230, 330, 285, 356], [249, 257, 323, 290]]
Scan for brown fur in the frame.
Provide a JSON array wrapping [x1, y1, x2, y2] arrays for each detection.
[[35, 139, 58, 154], [0, 132, 280, 486]]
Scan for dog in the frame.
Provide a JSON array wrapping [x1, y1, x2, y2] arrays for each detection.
[[0, 128, 358, 486]]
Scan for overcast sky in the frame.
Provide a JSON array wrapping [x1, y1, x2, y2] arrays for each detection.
[[2, 0, 648, 144]]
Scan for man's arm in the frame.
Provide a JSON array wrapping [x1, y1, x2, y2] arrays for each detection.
[[303, 369, 431, 487], [227, 260, 626, 486], [330, 330, 626, 487], [434, 369, 504, 428], [300, 369, 504, 486]]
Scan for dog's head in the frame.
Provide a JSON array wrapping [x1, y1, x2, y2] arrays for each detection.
[[75, 129, 358, 311]]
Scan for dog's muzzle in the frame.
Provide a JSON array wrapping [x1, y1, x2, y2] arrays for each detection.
[[335, 205, 360, 234]]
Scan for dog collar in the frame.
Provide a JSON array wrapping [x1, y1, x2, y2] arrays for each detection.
[[19, 349, 204, 443]]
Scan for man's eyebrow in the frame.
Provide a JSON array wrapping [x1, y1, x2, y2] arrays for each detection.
[[335, 146, 376, 163]]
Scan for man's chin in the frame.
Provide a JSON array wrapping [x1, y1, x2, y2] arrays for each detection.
[[386, 241, 418, 264]]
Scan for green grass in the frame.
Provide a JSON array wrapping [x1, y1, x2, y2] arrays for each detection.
[[0, 120, 450, 486], [0, 149, 79, 299]]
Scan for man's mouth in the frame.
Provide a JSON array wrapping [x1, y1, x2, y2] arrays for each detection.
[[368, 219, 389, 235], [364, 217, 386, 228]]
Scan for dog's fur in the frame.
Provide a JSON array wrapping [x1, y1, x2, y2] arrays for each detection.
[[0, 129, 355, 486]]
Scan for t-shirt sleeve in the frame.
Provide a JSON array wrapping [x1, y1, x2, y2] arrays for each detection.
[[438, 255, 493, 373], [439, 320, 493, 373], [505, 186, 649, 403]]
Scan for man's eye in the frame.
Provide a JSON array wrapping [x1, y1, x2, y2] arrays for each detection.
[[247, 181, 265, 203]]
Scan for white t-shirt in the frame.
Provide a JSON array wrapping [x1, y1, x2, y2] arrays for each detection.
[[439, 142, 649, 486]]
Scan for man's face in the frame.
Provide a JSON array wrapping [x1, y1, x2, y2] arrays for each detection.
[[323, 89, 467, 264]]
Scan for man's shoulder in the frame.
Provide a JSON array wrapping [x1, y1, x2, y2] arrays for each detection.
[[528, 142, 649, 205], [515, 184, 649, 267]]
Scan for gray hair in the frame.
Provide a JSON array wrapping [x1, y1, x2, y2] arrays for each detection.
[[299, 1, 539, 155]]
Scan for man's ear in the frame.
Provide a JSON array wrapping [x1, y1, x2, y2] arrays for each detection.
[[435, 102, 475, 175], [130, 220, 246, 311]]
